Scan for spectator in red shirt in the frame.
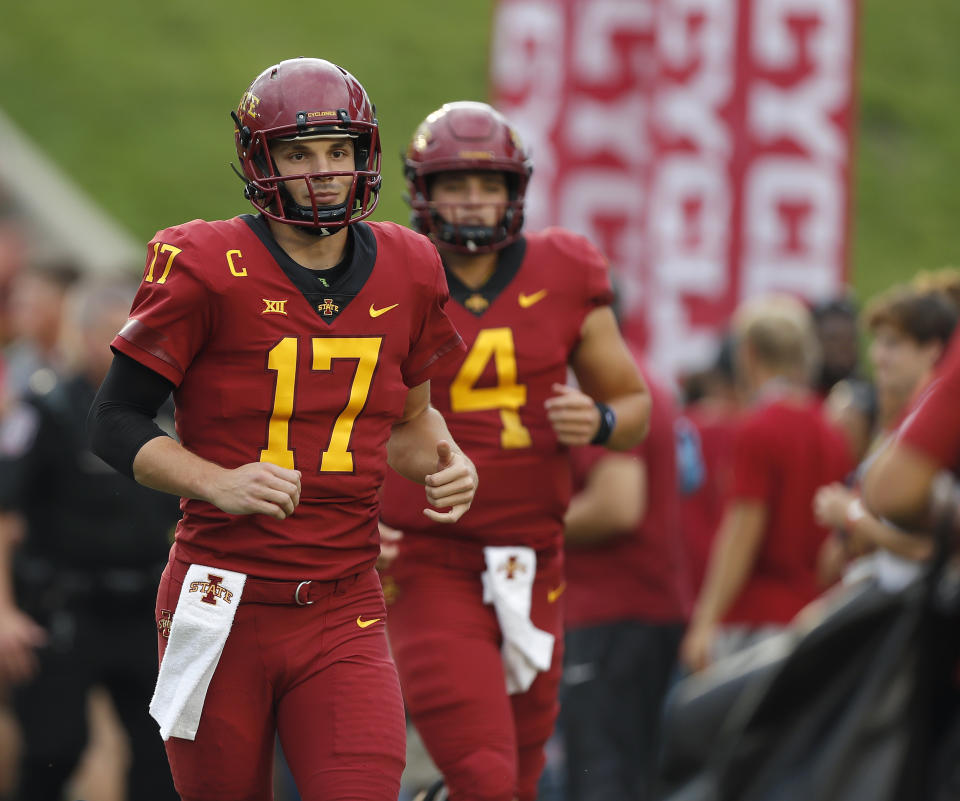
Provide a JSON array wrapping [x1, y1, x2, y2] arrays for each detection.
[[680, 294, 854, 672], [813, 286, 957, 589], [676, 335, 740, 596], [864, 271, 960, 530], [559, 363, 691, 801], [864, 327, 960, 528]]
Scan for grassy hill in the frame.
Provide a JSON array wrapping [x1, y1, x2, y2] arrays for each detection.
[[853, 0, 960, 302], [1, 0, 958, 304], [0, 1, 493, 239]]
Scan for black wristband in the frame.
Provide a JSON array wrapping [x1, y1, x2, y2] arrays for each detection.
[[590, 402, 617, 445]]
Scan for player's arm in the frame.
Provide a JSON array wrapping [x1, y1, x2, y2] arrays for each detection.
[[0, 413, 47, 683], [89, 352, 301, 520], [862, 440, 941, 531], [564, 453, 645, 546], [814, 481, 933, 563], [865, 335, 960, 529], [549, 305, 651, 450], [386, 380, 478, 523], [680, 500, 767, 672], [0, 511, 46, 684]]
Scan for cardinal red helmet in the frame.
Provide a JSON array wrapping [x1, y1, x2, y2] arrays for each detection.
[[404, 101, 532, 253], [232, 58, 381, 233]]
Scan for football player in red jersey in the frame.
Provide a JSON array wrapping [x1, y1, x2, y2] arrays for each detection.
[[378, 102, 651, 801], [87, 58, 477, 801]]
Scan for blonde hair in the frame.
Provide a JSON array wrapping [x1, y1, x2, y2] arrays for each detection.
[[911, 266, 960, 313], [732, 293, 820, 381]]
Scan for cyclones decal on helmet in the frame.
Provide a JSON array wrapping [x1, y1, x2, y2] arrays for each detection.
[[404, 101, 532, 253], [232, 58, 381, 234]]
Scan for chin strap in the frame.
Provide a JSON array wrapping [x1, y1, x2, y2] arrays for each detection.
[[229, 162, 263, 201], [228, 164, 346, 237]]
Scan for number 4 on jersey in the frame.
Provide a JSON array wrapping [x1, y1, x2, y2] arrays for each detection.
[[450, 327, 531, 449]]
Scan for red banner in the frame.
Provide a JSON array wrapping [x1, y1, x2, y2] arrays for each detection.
[[491, 0, 858, 378]]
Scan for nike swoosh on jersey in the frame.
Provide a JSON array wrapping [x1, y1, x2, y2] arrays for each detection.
[[547, 582, 566, 603], [369, 303, 399, 318], [356, 615, 381, 628], [518, 290, 548, 308]]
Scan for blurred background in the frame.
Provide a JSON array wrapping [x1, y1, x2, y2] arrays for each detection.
[[1, 1, 960, 799], [0, 0, 958, 375]]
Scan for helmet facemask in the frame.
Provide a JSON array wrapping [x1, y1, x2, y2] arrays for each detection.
[[232, 59, 382, 234], [240, 123, 380, 236], [411, 171, 526, 253]]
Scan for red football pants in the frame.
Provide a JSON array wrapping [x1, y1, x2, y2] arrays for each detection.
[[155, 555, 405, 801], [384, 549, 564, 801]]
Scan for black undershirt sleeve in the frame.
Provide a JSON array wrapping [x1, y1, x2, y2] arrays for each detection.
[[88, 351, 176, 480]]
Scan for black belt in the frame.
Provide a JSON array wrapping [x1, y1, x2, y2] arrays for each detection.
[[239, 573, 362, 606]]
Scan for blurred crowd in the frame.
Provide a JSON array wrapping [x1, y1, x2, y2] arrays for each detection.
[[0, 172, 958, 801]]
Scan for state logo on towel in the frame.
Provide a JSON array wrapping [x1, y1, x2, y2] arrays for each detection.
[[189, 574, 235, 605], [497, 555, 528, 580]]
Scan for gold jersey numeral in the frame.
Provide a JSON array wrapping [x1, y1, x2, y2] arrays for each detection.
[[260, 336, 382, 472], [312, 338, 382, 472], [450, 327, 531, 449], [144, 243, 182, 284]]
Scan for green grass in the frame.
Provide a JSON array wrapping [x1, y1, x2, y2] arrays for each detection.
[[0, 1, 492, 240], [1, 0, 959, 303], [852, 0, 960, 300]]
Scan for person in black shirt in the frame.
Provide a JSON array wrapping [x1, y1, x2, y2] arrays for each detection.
[[0, 276, 180, 800]]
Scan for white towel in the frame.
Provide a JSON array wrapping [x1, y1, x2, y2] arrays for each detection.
[[481, 546, 555, 695], [149, 564, 246, 741]]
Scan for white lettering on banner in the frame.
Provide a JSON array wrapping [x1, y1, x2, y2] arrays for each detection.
[[650, 156, 730, 295], [564, 94, 648, 166], [753, 0, 851, 69], [741, 0, 853, 304], [750, 0, 852, 160], [650, 294, 723, 378], [492, 0, 654, 274], [491, 1, 565, 232], [743, 157, 843, 299], [558, 172, 644, 234], [489, 0, 856, 380], [646, 0, 738, 376], [655, 0, 736, 157], [557, 171, 644, 270], [571, 0, 654, 83]]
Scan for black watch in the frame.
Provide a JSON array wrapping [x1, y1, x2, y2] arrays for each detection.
[[590, 402, 617, 445]]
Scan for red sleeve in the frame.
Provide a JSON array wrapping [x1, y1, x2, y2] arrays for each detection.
[[730, 417, 771, 501], [111, 231, 213, 387], [582, 239, 614, 310], [898, 330, 960, 470], [541, 227, 613, 310], [400, 245, 464, 387], [569, 444, 609, 492]]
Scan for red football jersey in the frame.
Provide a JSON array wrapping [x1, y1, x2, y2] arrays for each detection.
[[379, 228, 613, 552], [898, 329, 960, 477], [564, 366, 692, 627], [677, 400, 739, 594], [112, 216, 462, 580], [723, 395, 854, 624]]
